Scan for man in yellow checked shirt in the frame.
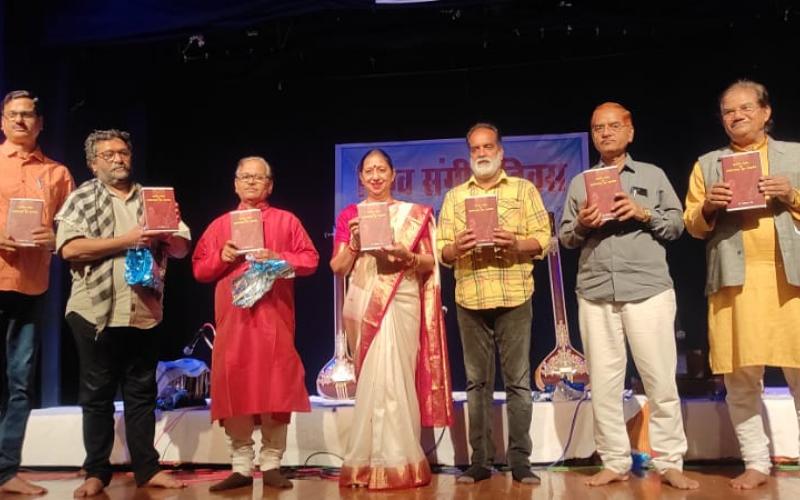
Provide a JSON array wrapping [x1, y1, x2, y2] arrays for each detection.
[[684, 80, 800, 490]]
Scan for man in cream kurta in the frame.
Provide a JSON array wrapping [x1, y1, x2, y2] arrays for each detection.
[[684, 80, 800, 490]]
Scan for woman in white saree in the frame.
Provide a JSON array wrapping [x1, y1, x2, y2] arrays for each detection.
[[330, 149, 452, 490]]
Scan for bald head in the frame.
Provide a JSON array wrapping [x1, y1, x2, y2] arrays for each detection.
[[590, 102, 635, 163], [591, 102, 633, 127]]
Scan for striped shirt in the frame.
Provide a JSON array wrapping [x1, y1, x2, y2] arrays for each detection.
[[437, 170, 550, 310]]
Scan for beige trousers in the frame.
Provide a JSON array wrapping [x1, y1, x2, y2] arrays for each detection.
[[578, 288, 688, 474], [724, 365, 800, 474], [223, 414, 287, 475]]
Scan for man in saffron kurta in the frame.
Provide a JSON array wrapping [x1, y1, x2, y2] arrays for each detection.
[[192, 156, 319, 491], [684, 80, 800, 490]]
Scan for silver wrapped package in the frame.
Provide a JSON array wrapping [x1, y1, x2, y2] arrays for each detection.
[[231, 258, 295, 308]]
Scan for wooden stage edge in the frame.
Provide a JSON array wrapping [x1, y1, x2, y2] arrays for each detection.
[[17, 465, 800, 500]]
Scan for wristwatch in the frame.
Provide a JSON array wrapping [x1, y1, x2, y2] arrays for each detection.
[[641, 208, 652, 224]]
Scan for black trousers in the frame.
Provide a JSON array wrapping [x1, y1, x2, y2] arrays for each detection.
[[67, 312, 160, 486]]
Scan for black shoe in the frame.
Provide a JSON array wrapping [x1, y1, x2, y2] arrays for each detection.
[[457, 465, 492, 484], [209, 472, 253, 492], [511, 466, 540, 484], [262, 469, 293, 489]]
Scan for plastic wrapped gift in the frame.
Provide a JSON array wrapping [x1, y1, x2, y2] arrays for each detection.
[[125, 247, 162, 290], [156, 358, 210, 410], [232, 258, 295, 308]]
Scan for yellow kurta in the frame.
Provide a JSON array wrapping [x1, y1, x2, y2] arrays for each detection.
[[684, 139, 800, 373]]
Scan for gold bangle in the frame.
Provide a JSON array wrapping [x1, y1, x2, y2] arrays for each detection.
[[346, 243, 359, 254]]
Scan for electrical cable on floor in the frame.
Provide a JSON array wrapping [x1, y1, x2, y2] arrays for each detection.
[[282, 451, 345, 480], [424, 427, 448, 457], [535, 389, 590, 471], [154, 407, 193, 458]]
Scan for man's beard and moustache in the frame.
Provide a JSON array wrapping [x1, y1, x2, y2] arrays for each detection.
[[100, 161, 132, 186], [470, 155, 503, 180]]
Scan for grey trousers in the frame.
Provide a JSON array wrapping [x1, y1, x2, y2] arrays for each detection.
[[456, 298, 533, 468]]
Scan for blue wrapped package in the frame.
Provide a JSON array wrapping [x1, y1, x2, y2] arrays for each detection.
[[232, 258, 295, 308], [125, 247, 162, 290]]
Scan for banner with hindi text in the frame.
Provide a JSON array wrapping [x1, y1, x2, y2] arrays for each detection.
[[334, 132, 589, 223]]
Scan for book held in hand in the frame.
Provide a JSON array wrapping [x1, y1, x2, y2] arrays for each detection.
[[141, 187, 179, 232], [6, 198, 44, 247], [230, 209, 265, 254], [464, 195, 498, 246], [720, 151, 766, 211], [357, 202, 393, 251], [583, 166, 622, 221]]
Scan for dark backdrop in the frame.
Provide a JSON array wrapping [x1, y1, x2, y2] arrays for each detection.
[[3, 1, 799, 404]]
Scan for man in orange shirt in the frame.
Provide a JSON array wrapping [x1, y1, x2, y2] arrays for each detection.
[[0, 90, 74, 495]]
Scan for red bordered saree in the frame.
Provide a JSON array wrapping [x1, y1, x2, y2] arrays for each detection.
[[339, 201, 453, 490]]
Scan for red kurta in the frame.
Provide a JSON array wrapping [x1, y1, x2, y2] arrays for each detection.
[[192, 201, 319, 422]]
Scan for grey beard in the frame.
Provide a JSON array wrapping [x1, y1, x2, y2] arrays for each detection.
[[470, 157, 501, 179]]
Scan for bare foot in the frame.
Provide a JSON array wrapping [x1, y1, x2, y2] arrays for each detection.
[[585, 469, 629, 486], [730, 469, 769, 489], [661, 469, 699, 490], [0, 475, 48, 495], [143, 470, 186, 489], [73, 477, 105, 497]]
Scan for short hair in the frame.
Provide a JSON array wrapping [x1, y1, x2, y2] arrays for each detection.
[[84, 129, 132, 168], [2, 90, 41, 115], [591, 102, 633, 127], [236, 156, 273, 179], [466, 122, 502, 145], [720, 79, 773, 132], [357, 148, 394, 174]]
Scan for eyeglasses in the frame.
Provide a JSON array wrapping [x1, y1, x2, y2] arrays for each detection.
[[236, 174, 271, 183], [2, 111, 37, 121], [95, 149, 132, 162], [591, 122, 627, 134]]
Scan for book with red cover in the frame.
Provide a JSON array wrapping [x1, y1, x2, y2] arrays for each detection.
[[230, 209, 265, 253], [464, 195, 498, 246], [583, 166, 622, 221], [720, 151, 766, 211], [6, 198, 44, 246], [141, 187, 179, 232], [357, 202, 393, 250]]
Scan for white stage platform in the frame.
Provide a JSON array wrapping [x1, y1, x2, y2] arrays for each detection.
[[21, 389, 799, 468], [22, 392, 643, 468]]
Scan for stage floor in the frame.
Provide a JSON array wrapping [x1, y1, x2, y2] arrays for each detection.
[[17, 466, 800, 500]]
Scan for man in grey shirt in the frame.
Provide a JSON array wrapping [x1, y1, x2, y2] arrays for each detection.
[[559, 102, 697, 490]]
